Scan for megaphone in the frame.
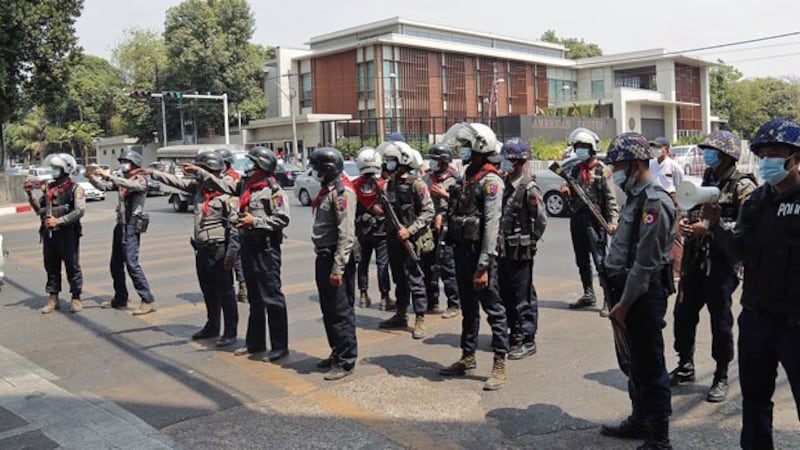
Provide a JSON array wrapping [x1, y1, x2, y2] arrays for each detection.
[[676, 181, 720, 210]]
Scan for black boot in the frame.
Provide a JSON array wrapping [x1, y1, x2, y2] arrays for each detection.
[[668, 359, 695, 387], [569, 286, 596, 309], [636, 418, 672, 450], [600, 408, 649, 440]]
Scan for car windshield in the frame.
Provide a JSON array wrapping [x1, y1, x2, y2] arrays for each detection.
[[670, 146, 691, 157], [35, 168, 53, 176]]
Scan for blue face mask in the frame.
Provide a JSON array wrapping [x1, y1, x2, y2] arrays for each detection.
[[612, 170, 628, 188], [428, 160, 439, 172], [703, 149, 721, 169], [759, 156, 791, 186], [575, 148, 590, 161], [51, 167, 63, 178], [384, 160, 398, 172], [500, 159, 514, 172], [460, 147, 472, 162]]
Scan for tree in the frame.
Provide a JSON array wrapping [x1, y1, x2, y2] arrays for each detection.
[[50, 55, 126, 132], [164, 0, 268, 139], [726, 77, 800, 139], [709, 61, 743, 122], [540, 30, 603, 59], [0, 0, 83, 166]]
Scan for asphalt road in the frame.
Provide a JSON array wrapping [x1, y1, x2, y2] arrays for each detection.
[[0, 192, 797, 449]]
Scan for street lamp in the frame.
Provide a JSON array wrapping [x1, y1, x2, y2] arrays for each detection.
[[271, 72, 299, 165], [389, 72, 400, 134], [488, 76, 505, 128]]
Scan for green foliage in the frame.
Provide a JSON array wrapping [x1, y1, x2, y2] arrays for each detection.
[[111, 28, 167, 87], [0, 0, 84, 125], [674, 135, 704, 146], [5, 109, 100, 163], [709, 61, 743, 122], [333, 138, 378, 159], [540, 30, 603, 59], [726, 77, 800, 139], [528, 137, 567, 160]]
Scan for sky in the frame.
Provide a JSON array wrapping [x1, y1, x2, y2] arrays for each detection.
[[75, 0, 800, 79]]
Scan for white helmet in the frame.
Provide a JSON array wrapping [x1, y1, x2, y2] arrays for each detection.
[[44, 153, 77, 176], [407, 148, 424, 170], [568, 127, 600, 153], [377, 140, 420, 169], [376, 140, 403, 161], [442, 122, 499, 155], [356, 147, 382, 176]]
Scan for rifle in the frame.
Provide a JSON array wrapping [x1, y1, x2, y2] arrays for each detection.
[[45, 182, 53, 238], [378, 188, 422, 274], [549, 162, 610, 234]]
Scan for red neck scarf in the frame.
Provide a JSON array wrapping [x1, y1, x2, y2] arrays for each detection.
[[201, 187, 223, 216], [226, 168, 240, 181], [312, 175, 353, 213], [352, 175, 384, 210], [577, 160, 599, 184], [47, 178, 73, 204], [239, 173, 270, 213], [466, 164, 500, 185]]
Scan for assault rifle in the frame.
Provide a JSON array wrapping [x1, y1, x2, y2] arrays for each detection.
[[378, 188, 422, 274], [549, 162, 611, 234]]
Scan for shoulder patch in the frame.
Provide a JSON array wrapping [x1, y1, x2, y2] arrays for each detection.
[[337, 196, 348, 212], [76, 187, 86, 202], [416, 183, 428, 200], [642, 205, 659, 226], [272, 194, 284, 208], [485, 182, 500, 200]]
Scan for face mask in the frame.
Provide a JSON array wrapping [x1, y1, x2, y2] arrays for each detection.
[[311, 169, 326, 182], [575, 148, 590, 161], [242, 159, 255, 173], [759, 156, 791, 186], [500, 159, 514, 172], [384, 160, 398, 172], [118, 163, 131, 174], [460, 147, 472, 162], [428, 160, 439, 172], [612, 170, 628, 188], [703, 149, 721, 168], [51, 167, 63, 178]]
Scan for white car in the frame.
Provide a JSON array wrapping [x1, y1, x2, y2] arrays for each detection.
[[71, 173, 106, 201], [670, 145, 706, 177], [294, 161, 359, 206]]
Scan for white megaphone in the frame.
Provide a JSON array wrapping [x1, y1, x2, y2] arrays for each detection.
[[676, 181, 720, 211]]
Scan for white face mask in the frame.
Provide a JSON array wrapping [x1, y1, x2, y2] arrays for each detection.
[[384, 160, 398, 172], [311, 169, 325, 182], [428, 160, 439, 172], [51, 167, 63, 178], [118, 163, 131, 174], [612, 170, 628, 188]]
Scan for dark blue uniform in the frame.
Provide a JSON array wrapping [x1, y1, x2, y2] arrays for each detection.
[[422, 168, 460, 312]]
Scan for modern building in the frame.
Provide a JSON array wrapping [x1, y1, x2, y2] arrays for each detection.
[[252, 17, 715, 146]]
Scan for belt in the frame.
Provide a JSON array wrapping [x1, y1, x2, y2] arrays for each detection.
[[315, 246, 336, 257]]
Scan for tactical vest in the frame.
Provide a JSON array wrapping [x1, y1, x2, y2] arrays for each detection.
[[354, 176, 387, 239], [425, 169, 459, 214], [738, 186, 800, 323], [389, 175, 419, 227], [499, 175, 537, 260], [241, 176, 281, 247], [46, 180, 78, 219], [447, 165, 497, 244], [570, 162, 608, 217]]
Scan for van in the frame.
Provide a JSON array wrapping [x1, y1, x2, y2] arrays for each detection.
[[155, 144, 245, 212]]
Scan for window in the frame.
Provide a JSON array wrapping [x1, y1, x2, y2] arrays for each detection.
[[357, 61, 375, 101], [591, 69, 604, 99], [548, 79, 577, 103], [103, 150, 107, 156], [300, 73, 312, 109]]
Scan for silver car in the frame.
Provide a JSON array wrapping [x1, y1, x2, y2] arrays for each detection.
[[533, 154, 624, 217], [294, 161, 359, 206]]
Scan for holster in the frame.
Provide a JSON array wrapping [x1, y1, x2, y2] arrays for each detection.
[[413, 227, 436, 255], [446, 217, 480, 244], [130, 213, 150, 234]]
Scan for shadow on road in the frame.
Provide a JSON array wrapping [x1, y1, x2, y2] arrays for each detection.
[[487, 403, 597, 439], [584, 369, 628, 393]]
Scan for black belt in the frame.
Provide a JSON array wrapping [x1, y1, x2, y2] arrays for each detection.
[[315, 246, 336, 257]]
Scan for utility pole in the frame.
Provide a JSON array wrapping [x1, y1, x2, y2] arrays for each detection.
[[271, 72, 299, 164]]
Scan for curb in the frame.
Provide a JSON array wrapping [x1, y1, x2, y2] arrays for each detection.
[[0, 204, 32, 217]]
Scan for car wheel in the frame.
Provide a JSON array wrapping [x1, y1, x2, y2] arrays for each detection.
[[544, 191, 567, 217], [298, 189, 311, 207], [684, 164, 692, 175]]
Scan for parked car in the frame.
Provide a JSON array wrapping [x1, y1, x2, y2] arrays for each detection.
[[670, 145, 706, 176], [144, 175, 166, 197], [294, 161, 358, 206], [70, 173, 106, 201], [275, 163, 304, 188], [25, 167, 53, 185], [533, 153, 624, 217]]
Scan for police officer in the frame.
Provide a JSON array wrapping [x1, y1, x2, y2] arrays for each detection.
[[564, 128, 620, 313], [497, 139, 547, 360], [377, 141, 435, 340], [601, 132, 676, 450], [88, 150, 156, 315], [670, 130, 757, 403], [309, 147, 358, 380], [422, 144, 461, 318], [352, 147, 393, 310], [215, 148, 248, 303], [709, 119, 800, 450], [136, 152, 240, 347], [24, 153, 85, 314], [439, 122, 510, 391], [206, 147, 291, 362]]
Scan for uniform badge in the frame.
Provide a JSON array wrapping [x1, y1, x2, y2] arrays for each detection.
[[272, 195, 284, 208], [337, 196, 348, 212], [485, 183, 499, 200], [642, 207, 658, 226], [76, 190, 85, 202], [417, 185, 427, 200]]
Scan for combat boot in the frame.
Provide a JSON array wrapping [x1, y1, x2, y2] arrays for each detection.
[[637, 419, 672, 450], [359, 291, 372, 308], [382, 296, 397, 312], [483, 353, 507, 391], [378, 312, 407, 329], [668, 360, 695, 387], [69, 297, 83, 313], [237, 282, 248, 303], [600, 409, 649, 440], [569, 286, 596, 309], [441, 306, 460, 319], [40, 294, 59, 314], [509, 339, 537, 360], [412, 315, 426, 339], [706, 376, 729, 403], [440, 352, 477, 376]]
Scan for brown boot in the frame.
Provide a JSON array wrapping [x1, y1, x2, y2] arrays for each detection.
[[484, 353, 507, 391], [40, 294, 59, 314], [440, 352, 477, 376], [237, 282, 248, 303], [412, 315, 426, 339], [69, 297, 83, 313]]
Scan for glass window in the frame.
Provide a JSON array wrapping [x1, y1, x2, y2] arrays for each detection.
[[300, 73, 312, 109], [367, 61, 375, 100], [591, 80, 604, 99]]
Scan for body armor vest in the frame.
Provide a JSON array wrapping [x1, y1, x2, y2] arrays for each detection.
[[499, 175, 536, 260], [389, 175, 419, 227], [46, 180, 78, 219], [448, 165, 497, 244], [354, 176, 387, 239]]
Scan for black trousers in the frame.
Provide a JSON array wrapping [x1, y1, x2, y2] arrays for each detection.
[[738, 310, 800, 450], [570, 212, 606, 290], [195, 245, 238, 338], [387, 236, 427, 315], [42, 226, 83, 296], [454, 245, 509, 355], [497, 257, 537, 342], [315, 252, 357, 370], [673, 256, 738, 375], [242, 244, 287, 353], [357, 236, 390, 296], [110, 224, 154, 304], [421, 236, 459, 310]]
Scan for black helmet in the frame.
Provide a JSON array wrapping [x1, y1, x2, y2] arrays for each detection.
[[118, 149, 143, 168], [427, 144, 453, 163], [309, 147, 344, 176], [195, 152, 225, 172], [246, 146, 277, 173], [215, 148, 234, 166]]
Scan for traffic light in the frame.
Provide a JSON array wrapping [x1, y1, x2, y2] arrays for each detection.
[[163, 91, 184, 99], [129, 90, 151, 99]]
